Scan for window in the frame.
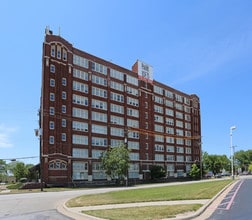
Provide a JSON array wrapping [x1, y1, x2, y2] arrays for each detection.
[[153, 85, 163, 95], [63, 49, 67, 61], [50, 79, 55, 87], [110, 103, 124, 114], [72, 121, 88, 132], [62, 105, 66, 113], [176, 120, 183, 128], [166, 127, 174, 134], [92, 124, 107, 134], [155, 135, 164, 142], [110, 92, 124, 103], [50, 64, 55, 73], [92, 75, 107, 86], [154, 96, 163, 104], [92, 87, 107, 98], [175, 94, 183, 102], [128, 141, 139, 150], [73, 94, 88, 106], [129, 152, 139, 160], [91, 62, 107, 75], [127, 118, 139, 128], [155, 154, 164, 161], [111, 115, 124, 125], [165, 100, 173, 107], [110, 81, 123, 91], [92, 150, 104, 159], [62, 119, 66, 127], [166, 137, 174, 144], [73, 54, 89, 68], [73, 68, 88, 80], [154, 115, 164, 123], [154, 105, 163, 114], [126, 75, 138, 86], [61, 133, 66, 141], [176, 111, 183, 119], [72, 148, 88, 158], [49, 107, 54, 115], [165, 90, 173, 99], [176, 129, 184, 136], [49, 121, 54, 130], [127, 97, 139, 107], [72, 107, 88, 119], [155, 124, 164, 132], [110, 69, 124, 81], [92, 99, 107, 110], [92, 137, 107, 147], [72, 161, 88, 180], [186, 147, 192, 154], [110, 139, 124, 147], [128, 131, 139, 139], [177, 146, 184, 153], [62, 91, 67, 100], [127, 108, 139, 118], [92, 112, 108, 123], [176, 138, 184, 145], [177, 156, 184, 162], [166, 118, 174, 126], [49, 136, 54, 144], [57, 46, 61, 59], [167, 146, 174, 152], [51, 45, 55, 57], [72, 135, 88, 145], [166, 109, 174, 116], [167, 155, 174, 161], [155, 144, 164, 152], [175, 103, 183, 111], [126, 86, 138, 96], [49, 159, 67, 170], [73, 81, 88, 93], [50, 93, 55, 101], [110, 127, 124, 137], [62, 78, 66, 86]]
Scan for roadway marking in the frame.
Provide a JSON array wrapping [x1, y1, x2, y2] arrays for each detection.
[[217, 180, 244, 210]]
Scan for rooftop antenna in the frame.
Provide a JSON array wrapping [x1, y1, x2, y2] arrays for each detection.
[[58, 26, 61, 36]]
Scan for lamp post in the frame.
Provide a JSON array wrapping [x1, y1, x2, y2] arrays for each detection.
[[230, 126, 236, 180]]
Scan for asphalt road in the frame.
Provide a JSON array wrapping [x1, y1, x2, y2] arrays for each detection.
[[0, 187, 127, 220], [207, 176, 252, 220]]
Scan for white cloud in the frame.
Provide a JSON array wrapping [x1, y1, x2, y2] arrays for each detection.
[[0, 124, 17, 148]]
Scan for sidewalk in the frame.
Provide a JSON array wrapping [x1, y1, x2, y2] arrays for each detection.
[[57, 180, 237, 220]]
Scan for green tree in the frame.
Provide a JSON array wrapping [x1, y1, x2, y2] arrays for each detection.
[[248, 163, 252, 173], [235, 150, 252, 172], [189, 163, 201, 180], [150, 165, 166, 179], [100, 145, 130, 183], [0, 160, 7, 182], [203, 153, 230, 175], [13, 162, 27, 182]]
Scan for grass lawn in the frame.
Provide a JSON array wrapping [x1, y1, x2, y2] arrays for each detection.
[[66, 179, 232, 207], [83, 204, 202, 220]]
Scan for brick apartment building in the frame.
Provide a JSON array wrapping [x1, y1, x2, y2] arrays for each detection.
[[39, 28, 201, 186]]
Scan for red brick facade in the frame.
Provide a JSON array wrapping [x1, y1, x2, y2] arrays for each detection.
[[40, 28, 201, 186]]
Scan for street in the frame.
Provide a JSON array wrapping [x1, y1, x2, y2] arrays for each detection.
[[207, 176, 252, 220], [0, 187, 127, 220]]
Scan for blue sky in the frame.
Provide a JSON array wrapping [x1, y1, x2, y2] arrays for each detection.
[[0, 0, 251, 164]]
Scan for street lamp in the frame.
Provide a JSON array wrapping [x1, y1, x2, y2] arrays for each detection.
[[230, 126, 236, 180]]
